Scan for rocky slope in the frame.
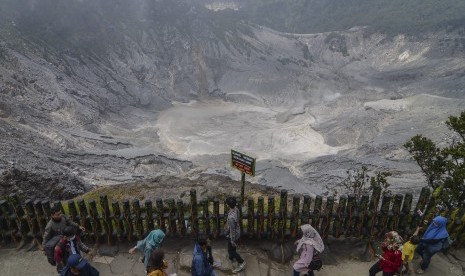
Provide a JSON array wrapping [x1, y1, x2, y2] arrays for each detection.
[[0, 0, 464, 199]]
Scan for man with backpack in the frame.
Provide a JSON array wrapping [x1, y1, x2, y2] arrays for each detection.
[[54, 226, 92, 273], [42, 205, 86, 249]]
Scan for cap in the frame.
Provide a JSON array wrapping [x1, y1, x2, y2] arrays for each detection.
[[67, 254, 88, 270]]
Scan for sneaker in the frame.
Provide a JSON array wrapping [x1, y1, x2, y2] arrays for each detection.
[[232, 261, 246, 273]]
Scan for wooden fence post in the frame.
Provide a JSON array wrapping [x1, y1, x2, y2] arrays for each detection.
[[0, 200, 10, 244], [345, 194, 356, 237], [212, 199, 220, 239], [1, 200, 18, 245], [123, 200, 133, 242], [200, 200, 208, 236], [368, 186, 381, 240], [190, 189, 198, 237], [312, 196, 323, 232], [290, 194, 300, 238], [100, 195, 113, 246], [257, 197, 265, 239], [333, 196, 347, 238], [412, 187, 430, 228], [399, 193, 413, 234], [167, 199, 176, 235], [132, 199, 144, 241], [177, 200, 187, 236], [67, 200, 78, 223], [279, 190, 288, 241], [145, 200, 154, 232], [77, 200, 92, 240], [42, 200, 52, 220], [247, 197, 254, 238], [33, 200, 46, 242], [301, 195, 311, 225], [267, 196, 275, 239], [10, 194, 29, 248], [390, 194, 403, 234], [356, 195, 369, 238], [156, 198, 166, 233], [321, 196, 334, 239], [112, 200, 124, 242], [88, 200, 102, 244], [25, 199, 40, 248], [378, 195, 391, 237]]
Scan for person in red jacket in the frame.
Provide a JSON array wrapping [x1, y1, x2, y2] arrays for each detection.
[[369, 231, 403, 276], [54, 226, 92, 273]]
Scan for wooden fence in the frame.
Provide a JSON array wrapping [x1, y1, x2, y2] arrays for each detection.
[[1, 186, 465, 248]]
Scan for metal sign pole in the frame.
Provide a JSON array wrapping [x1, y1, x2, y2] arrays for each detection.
[[241, 172, 245, 204]]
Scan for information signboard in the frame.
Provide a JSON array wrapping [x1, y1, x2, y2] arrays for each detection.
[[231, 149, 256, 177]]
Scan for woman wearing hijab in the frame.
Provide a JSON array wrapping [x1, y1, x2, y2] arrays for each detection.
[[129, 229, 166, 271], [415, 216, 449, 274], [293, 224, 325, 276]]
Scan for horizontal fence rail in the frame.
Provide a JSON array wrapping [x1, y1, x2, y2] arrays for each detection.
[[1, 187, 465, 248]]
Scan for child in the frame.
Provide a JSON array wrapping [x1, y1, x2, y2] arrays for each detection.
[[401, 227, 421, 275], [147, 249, 168, 276]]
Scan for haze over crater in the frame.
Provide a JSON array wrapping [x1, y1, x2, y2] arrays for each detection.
[[1, 0, 465, 199]]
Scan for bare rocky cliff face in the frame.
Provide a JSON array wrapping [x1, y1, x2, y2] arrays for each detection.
[[1, 0, 464, 199]]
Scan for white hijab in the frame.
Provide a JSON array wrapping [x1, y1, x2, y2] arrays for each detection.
[[296, 224, 325, 254]]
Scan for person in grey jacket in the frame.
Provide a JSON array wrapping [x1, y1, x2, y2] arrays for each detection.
[[224, 197, 246, 273], [42, 205, 85, 249]]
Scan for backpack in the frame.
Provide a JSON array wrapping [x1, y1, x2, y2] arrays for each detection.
[[308, 251, 323, 271], [45, 235, 64, 266]]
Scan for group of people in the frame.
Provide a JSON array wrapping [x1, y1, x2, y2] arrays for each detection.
[[40, 201, 451, 276], [41, 205, 99, 275], [40, 196, 247, 276], [127, 196, 247, 275], [368, 215, 450, 276]]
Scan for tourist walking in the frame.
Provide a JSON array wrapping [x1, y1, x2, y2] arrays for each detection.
[[293, 224, 324, 276], [129, 229, 166, 271], [191, 235, 217, 276], [43, 205, 85, 249], [224, 197, 246, 273], [369, 231, 403, 276], [415, 216, 449, 274]]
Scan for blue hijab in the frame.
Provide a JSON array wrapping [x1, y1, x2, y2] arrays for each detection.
[[135, 229, 165, 268], [422, 216, 449, 240]]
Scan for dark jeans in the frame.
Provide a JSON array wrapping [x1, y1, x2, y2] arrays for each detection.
[[369, 261, 396, 276], [227, 239, 244, 264], [415, 243, 435, 270], [293, 269, 315, 276]]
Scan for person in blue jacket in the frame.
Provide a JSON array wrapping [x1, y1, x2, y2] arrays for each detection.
[[60, 254, 99, 276], [192, 235, 217, 276], [415, 216, 449, 274]]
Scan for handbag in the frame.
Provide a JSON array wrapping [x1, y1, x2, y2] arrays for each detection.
[[308, 251, 323, 271]]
